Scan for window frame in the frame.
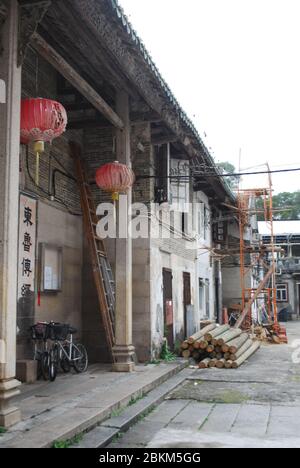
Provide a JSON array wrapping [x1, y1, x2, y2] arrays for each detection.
[[276, 283, 288, 302]]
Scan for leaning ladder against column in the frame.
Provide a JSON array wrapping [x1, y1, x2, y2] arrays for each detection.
[[70, 142, 115, 361]]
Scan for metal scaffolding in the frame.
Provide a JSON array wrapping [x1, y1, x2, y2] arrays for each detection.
[[235, 168, 279, 330]]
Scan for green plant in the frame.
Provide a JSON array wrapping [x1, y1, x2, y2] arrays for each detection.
[[0, 427, 7, 435], [160, 340, 176, 362], [111, 432, 124, 443], [110, 407, 124, 418], [128, 393, 144, 406], [174, 339, 182, 355], [53, 433, 83, 448]]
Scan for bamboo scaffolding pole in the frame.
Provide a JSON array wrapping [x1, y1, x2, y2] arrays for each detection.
[[226, 333, 249, 355], [231, 341, 261, 368], [233, 338, 253, 360], [198, 358, 211, 369], [204, 324, 230, 342], [216, 358, 226, 369], [224, 360, 233, 369], [208, 359, 217, 368], [216, 328, 242, 346], [187, 323, 216, 344]]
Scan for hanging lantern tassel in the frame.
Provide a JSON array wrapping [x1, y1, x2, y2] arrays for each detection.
[[33, 140, 45, 186]]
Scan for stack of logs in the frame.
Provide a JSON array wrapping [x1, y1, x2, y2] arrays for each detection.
[[180, 323, 260, 369]]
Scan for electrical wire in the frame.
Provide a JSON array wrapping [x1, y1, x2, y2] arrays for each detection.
[[25, 146, 81, 217], [136, 166, 300, 180]]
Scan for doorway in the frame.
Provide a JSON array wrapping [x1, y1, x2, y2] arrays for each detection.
[[183, 272, 191, 338], [163, 268, 173, 349]]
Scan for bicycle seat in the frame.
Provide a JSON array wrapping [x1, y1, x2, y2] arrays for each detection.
[[68, 326, 77, 335]]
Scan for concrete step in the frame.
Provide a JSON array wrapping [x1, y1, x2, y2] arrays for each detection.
[[72, 367, 193, 448], [1, 360, 187, 448]]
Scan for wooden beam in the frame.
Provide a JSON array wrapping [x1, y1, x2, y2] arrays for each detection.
[[152, 135, 178, 145], [234, 265, 274, 329], [30, 32, 124, 130]]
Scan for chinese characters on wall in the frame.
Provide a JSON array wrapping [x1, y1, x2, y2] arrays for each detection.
[[17, 195, 37, 301]]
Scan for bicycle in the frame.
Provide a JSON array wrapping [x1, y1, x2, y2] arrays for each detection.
[[30, 322, 56, 381], [47, 323, 88, 378]]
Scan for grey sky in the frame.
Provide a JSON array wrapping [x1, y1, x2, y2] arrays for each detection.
[[120, 0, 300, 194]]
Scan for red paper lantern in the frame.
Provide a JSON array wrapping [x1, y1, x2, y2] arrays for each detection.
[[20, 98, 67, 145], [95, 161, 135, 200], [20, 98, 67, 184]]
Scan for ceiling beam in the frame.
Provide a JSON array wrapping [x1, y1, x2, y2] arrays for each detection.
[[30, 32, 124, 130]]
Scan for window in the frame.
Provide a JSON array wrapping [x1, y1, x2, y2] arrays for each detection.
[[276, 284, 288, 302], [39, 243, 63, 292], [292, 245, 300, 257], [154, 144, 170, 204]]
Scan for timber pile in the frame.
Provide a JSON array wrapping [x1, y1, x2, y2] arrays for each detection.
[[253, 324, 288, 344], [180, 323, 260, 369]]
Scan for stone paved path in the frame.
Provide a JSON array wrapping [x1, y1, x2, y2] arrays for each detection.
[[108, 322, 300, 448]]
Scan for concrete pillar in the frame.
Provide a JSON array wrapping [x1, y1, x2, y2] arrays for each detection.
[[0, 0, 22, 427], [112, 91, 135, 371]]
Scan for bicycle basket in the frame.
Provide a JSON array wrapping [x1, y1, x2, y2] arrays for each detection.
[[30, 323, 48, 341], [47, 323, 70, 341]]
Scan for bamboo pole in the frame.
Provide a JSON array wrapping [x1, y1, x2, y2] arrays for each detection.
[[182, 350, 191, 359], [208, 359, 217, 368], [216, 358, 226, 369], [224, 360, 233, 369], [217, 328, 242, 346], [227, 333, 249, 354], [231, 341, 260, 368], [199, 340, 209, 350], [199, 358, 211, 369], [204, 324, 230, 342], [233, 338, 253, 360], [187, 323, 216, 345]]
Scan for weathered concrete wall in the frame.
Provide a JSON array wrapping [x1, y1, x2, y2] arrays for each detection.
[[194, 191, 214, 323], [35, 202, 83, 326], [17, 201, 83, 360]]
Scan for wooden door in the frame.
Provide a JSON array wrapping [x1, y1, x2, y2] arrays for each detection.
[[183, 272, 191, 338], [163, 268, 173, 349]]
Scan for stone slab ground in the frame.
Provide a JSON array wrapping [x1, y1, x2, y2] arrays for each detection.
[[107, 322, 300, 448], [0, 360, 186, 448]]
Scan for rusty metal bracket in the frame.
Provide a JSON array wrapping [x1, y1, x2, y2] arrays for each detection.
[[18, 0, 51, 66]]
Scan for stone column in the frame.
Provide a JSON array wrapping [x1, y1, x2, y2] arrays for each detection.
[[0, 0, 22, 427], [112, 91, 135, 371]]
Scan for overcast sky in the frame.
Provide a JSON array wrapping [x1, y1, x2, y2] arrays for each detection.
[[120, 0, 300, 194]]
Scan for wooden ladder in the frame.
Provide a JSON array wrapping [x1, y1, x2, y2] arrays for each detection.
[[70, 142, 115, 361]]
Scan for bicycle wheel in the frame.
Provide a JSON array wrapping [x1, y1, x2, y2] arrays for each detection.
[[72, 343, 88, 373], [49, 345, 59, 382], [60, 344, 71, 373], [36, 354, 43, 380], [41, 351, 50, 381]]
